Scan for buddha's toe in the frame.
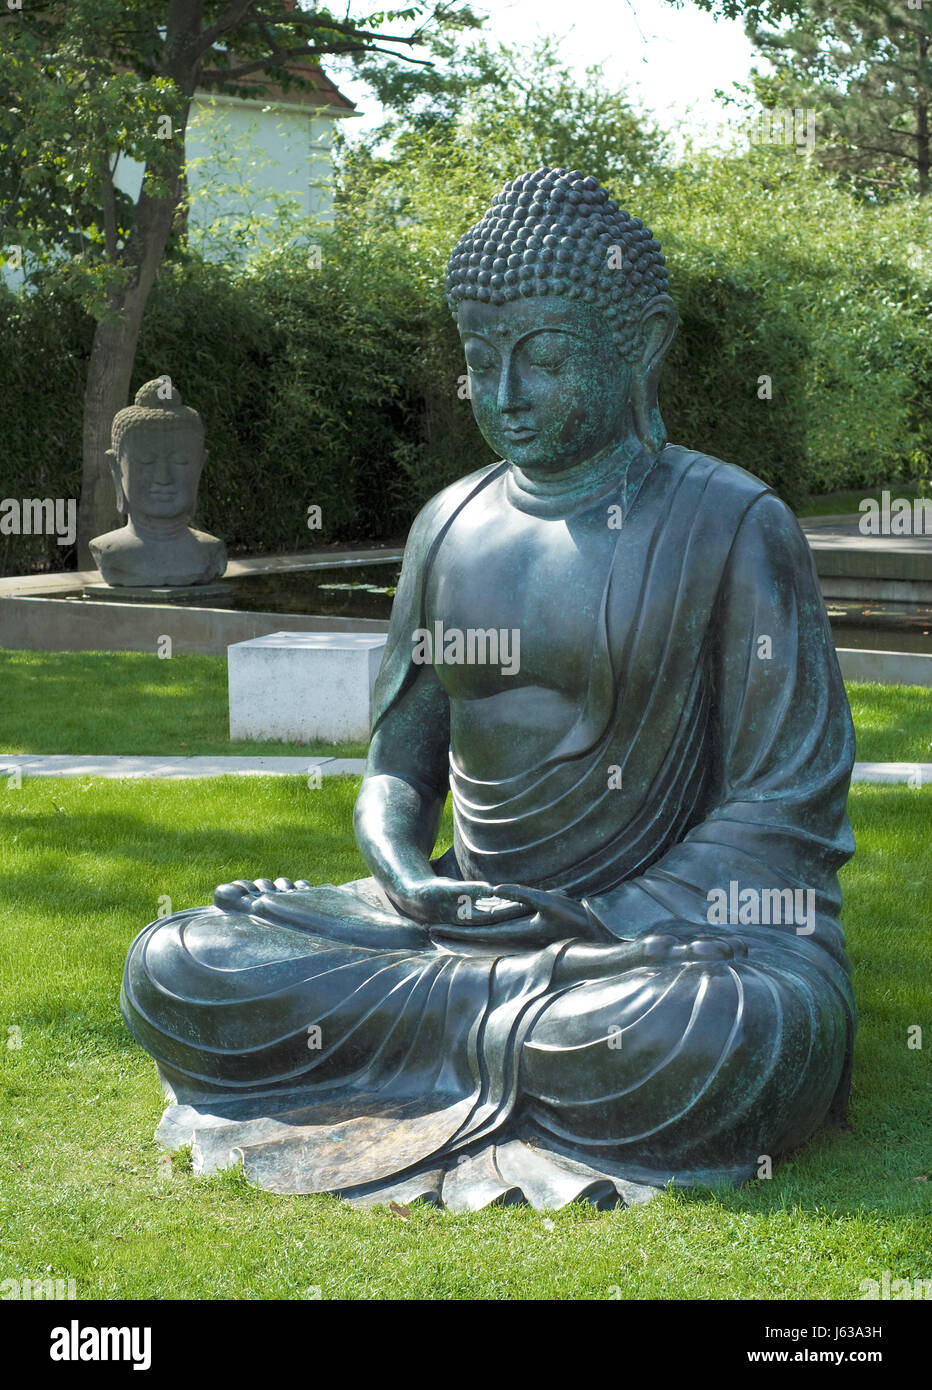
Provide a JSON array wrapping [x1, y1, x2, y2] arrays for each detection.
[[212, 876, 316, 912], [213, 879, 264, 911], [640, 932, 679, 960]]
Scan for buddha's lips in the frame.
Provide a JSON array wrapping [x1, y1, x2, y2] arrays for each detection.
[[502, 427, 537, 442]]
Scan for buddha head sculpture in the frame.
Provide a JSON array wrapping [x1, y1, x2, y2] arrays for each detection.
[[445, 167, 678, 473], [89, 376, 227, 588]]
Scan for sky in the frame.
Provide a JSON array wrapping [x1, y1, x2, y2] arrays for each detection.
[[329, 0, 761, 147]]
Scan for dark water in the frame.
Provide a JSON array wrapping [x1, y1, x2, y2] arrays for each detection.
[[227, 563, 401, 621], [828, 626, 932, 654], [825, 600, 932, 654], [47, 563, 932, 654], [224, 575, 931, 652]]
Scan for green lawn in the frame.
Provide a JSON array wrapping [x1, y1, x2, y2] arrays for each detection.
[[0, 648, 368, 760], [0, 649, 929, 766], [1, 776, 930, 1300], [798, 482, 923, 518], [845, 682, 932, 764]]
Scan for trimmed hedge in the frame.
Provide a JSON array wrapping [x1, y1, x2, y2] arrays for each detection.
[[0, 168, 927, 576]]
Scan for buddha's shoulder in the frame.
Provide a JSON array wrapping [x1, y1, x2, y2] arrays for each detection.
[[405, 461, 506, 549], [89, 525, 136, 553], [660, 446, 806, 560], [188, 527, 226, 551], [661, 445, 796, 520]]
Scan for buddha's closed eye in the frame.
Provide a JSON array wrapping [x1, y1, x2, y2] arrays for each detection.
[[525, 353, 567, 372]]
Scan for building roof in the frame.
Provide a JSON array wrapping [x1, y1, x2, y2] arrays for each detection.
[[198, 0, 357, 115], [218, 59, 357, 113]]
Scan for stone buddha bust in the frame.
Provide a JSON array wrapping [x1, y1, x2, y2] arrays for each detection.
[[89, 377, 226, 588], [121, 169, 856, 1212]]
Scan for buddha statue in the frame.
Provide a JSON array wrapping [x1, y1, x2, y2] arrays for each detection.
[[122, 169, 856, 1211], [90, 377, 226, 588]]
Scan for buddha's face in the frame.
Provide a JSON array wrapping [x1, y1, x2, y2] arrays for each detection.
[[457, 297, 635, 473], [115, 426, 205, 522]]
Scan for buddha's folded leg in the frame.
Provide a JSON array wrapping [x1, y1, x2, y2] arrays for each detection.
[[519, 927, 855, 1180], [120, 882, 492, 1106]]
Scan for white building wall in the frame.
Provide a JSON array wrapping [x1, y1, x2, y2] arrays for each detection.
[[182, 96, 342, 255], [2, 93, 348, 288]]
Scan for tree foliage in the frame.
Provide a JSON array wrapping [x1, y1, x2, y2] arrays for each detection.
[[673, 0, 931, 198], [0, 1, 464, 559]]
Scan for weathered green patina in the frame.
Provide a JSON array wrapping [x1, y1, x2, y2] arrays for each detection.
[[122, 169, 856, 1211]]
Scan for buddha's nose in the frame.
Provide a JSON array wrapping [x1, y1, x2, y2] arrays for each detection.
[[497, 361, 529, 413]]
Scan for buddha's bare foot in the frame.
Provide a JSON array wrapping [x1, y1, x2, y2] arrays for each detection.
[[213, 877, 312, 912], [639, 930, 749, 963], [555, 928, 749, 984]]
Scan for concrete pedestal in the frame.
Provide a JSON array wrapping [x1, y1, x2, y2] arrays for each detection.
[[229, 631, 387, 743]]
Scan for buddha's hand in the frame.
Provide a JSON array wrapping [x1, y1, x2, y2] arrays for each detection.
[[491, 884, 593, 942], [389, 876, 527, 927]]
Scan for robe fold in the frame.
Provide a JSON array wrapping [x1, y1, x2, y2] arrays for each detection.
[[121, 444, 856, 1210]]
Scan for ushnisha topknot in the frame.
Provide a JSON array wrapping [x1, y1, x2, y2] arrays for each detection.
[[110, 377, 205, 454], [445, 167, 669, 358]]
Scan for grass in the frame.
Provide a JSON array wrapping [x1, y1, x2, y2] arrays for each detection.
[[845, 682, 932, 764], [1, 649, 929, 767], [1, 776, 930, 1300], [0, 648, 368, 760], [797, 482, 923, 518]]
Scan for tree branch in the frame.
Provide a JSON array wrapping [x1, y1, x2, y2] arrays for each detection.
[[250, 9, 432, 47], [845, 140, 917, 165], [200, 42, 433, 83], [188, 0, 257, 61]]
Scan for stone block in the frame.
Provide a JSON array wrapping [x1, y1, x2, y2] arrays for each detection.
[[229, 631, 387, 743]]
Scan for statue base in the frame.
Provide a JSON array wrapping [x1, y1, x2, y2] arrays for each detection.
[[82, 581, 234, 607]]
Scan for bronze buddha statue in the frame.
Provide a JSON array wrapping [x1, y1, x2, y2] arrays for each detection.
[[122, 168, 855, 1210]]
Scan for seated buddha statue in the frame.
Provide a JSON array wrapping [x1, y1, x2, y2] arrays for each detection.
[[90, 377, 226, 588], [122, 168, 856, 1211]]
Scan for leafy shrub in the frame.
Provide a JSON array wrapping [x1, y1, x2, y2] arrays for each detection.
[[1, 142, 928, 576]]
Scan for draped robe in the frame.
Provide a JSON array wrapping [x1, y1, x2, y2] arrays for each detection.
[[121, 444, 856, 1211]]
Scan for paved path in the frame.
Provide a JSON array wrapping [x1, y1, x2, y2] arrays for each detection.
[[0, 754, 366, 778], [800, 512, 932, 592], [0, 754, 928, 784], [800, 513, 932, 556]]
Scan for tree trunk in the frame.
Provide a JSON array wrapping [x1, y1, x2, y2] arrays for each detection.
[[77, 308, 150, 566], [76, 124, 191, 567], [918, 29, 929, 198]]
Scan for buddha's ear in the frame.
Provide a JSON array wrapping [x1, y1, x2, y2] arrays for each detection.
[[106, 449, 127, 516], [631, 295, 678, 452]]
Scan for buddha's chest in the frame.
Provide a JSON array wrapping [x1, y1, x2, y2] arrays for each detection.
[[424, 494, 617, 696]]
